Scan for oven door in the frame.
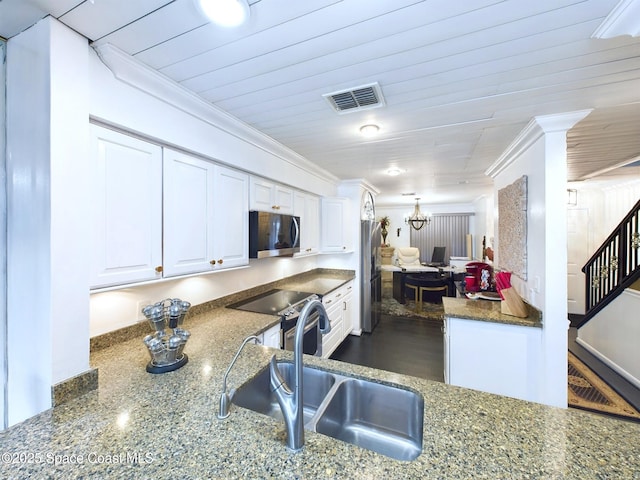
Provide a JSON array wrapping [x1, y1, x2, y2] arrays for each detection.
[[282, 313, 320, 356]]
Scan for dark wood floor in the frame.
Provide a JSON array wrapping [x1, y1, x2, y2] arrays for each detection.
[[331, 312, 640, 415], [330, 313, 444, 382]]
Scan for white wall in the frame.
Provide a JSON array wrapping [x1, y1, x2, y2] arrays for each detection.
[[577, 289, 640, 388], [6, 17, 91, 425]]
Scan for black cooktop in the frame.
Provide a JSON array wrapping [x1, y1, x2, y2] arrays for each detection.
[[228, 289, 315, 315]]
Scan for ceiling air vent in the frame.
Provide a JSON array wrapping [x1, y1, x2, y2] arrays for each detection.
[[323, 82, 385, 114]]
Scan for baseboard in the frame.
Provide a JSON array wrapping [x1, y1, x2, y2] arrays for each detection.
[[51, 368, 99, 407], [575, 337, 640, 389]]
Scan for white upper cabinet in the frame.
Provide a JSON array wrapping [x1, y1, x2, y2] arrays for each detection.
[[90, 124, 163, 288], [212, 164, 249, 269], [91, 127, 249, 288], [294, 191, 320, 256], [250, 176, 294, 213], [163, 150, 249, 276], [321, 197, 352, 253], [163, 149, 216, 277]]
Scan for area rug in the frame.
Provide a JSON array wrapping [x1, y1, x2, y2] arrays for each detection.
[[378, 294, 444, 322], [567, 352, 640, 422]]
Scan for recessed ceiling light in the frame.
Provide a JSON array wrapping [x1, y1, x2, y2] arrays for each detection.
[[197, 0, 250, 27], [359, 124, 380, 137], [386, 168, 402, 176]]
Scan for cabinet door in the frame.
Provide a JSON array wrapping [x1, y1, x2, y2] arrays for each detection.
[[163, 149, 216, 277], [273, 184, 294, 213], [294, 191, 320, 256], [249, 176, 293, 213], [212, 165, 249, 269], [249, 177, 273, 211], [262, 324, 282, 349], [342, 285, 354, 337], [90, 125, 162, 288], [321, 197, 351, 252]]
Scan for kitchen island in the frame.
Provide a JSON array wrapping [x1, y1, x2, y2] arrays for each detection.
[[1, 274, 639, 479]]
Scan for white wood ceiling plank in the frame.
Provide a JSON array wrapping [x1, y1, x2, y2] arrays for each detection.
[[160, 0, 429, 82], [217, 33, 639, 123], [91, 0, 206, 54], [32, 0, 82, 17], [183, 0, 605, 97], [214, 20, 604, 121], [196, 11, 617, 110], [58, 0, 172, 41], [171, 0, 505, 88], [134, 0, 342, 69]]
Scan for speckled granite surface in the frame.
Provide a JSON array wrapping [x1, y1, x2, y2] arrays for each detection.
[[1, 273, 639, 479], [443, 296, 543, 328]]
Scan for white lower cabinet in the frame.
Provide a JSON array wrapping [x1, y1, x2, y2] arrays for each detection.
[[258, 323, 281, 349], [90, 124, 163, 288], [321, 281, 354, 358], [444, 316, 542, 402]]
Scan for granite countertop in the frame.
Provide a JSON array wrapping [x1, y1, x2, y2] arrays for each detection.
[[443, 296, 543, 328], [1, 273, 639, 478]]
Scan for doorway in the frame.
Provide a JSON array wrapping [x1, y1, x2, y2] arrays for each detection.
[[567, 208, 589, 315]]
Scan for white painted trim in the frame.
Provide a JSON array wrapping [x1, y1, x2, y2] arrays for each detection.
[[592, 0, 640, 39], [92, 43, 339, 185], [575, 336, 640, 389], [485, 110, 592, 178], [485, 119, 544, 178]]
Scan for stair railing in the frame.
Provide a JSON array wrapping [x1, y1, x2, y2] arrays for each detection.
[[580, 198, 640, 326]]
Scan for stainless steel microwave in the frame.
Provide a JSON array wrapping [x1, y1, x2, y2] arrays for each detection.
[[249, 211, 300, 258]]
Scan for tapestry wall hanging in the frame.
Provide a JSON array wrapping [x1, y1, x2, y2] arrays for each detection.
[[498, 175, 527, 280]]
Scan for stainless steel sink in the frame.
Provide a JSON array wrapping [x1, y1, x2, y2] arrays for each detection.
[[232, 361, 336, 425], [314, 378, 424, 461], [232, 361, 424, 461]]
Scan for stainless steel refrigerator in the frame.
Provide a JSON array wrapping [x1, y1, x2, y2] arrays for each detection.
[[361, 220, 382, 333]]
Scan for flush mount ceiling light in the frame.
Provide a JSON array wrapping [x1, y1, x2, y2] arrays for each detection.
[[197, 0, 250, 27], [386, 167, 402, 176], [405, 198, 431, 231], [360, 124, 380, 137]]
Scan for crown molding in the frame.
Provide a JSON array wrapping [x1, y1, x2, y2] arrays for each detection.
[[592, 0, 640, 38], [92, 43, 339, 184], [485, 110, 592, 178]]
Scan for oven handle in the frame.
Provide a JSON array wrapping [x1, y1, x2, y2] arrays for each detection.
[[284, 316, 318, 342]]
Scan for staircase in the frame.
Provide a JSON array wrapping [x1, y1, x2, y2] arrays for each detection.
[[578, 198, 640, 327]]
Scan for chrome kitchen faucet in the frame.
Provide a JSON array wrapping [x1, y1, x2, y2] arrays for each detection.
[[269, 299, 331, 452]]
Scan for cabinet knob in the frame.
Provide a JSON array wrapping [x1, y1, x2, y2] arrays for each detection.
[[218, 259, 223, 264], [155, 266, 163, 273], [210, 260, 216, 265], [271, 205, 280, 210]]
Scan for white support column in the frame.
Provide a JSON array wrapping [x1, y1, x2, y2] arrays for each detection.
[[486, 110, 590, 407], [6, 17, 90, 426]]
